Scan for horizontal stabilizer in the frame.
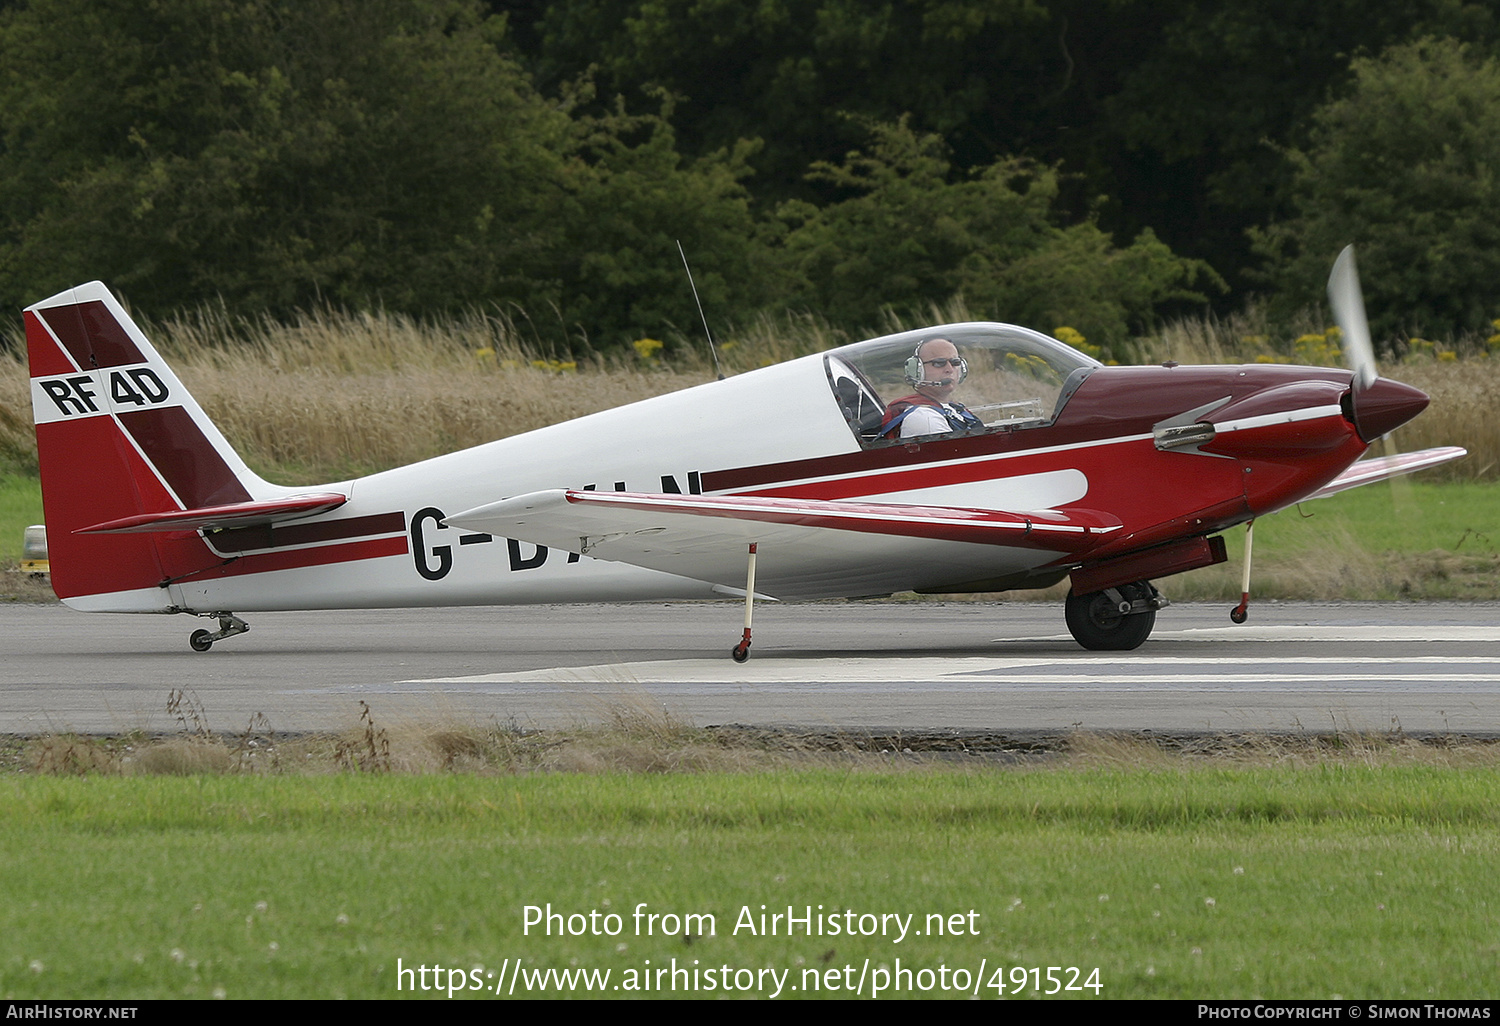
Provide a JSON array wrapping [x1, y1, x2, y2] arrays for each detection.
[[77, 492, 348, 534], [1304, 446, 1467, 501]]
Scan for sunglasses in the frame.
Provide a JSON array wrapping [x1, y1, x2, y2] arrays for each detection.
[[922, 358, 964, 369]]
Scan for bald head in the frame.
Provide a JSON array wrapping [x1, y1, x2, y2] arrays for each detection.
[[913, 338, 962, 400]]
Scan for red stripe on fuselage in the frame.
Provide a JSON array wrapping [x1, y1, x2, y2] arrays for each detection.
[[702, 425, 1095, 494], [207, 511, 407, 554], [730, 434, 1137, 500], [212, 535, 409, 578]]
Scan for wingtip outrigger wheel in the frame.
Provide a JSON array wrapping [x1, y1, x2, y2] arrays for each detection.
[[1229, 520, 1254, 624], [188, 612, 249, 652]]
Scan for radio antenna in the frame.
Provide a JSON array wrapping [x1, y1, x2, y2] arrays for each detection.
[[677, 240, 725, 380]]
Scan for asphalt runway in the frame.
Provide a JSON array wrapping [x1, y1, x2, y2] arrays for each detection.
[[3, 599, 1498, 736]]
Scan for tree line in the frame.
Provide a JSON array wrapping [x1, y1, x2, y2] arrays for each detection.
[[1, 0, 1497, 353]]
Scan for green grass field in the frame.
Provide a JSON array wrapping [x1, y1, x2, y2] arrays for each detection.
[[0, 473, 40, 567], [2, 765, 1497, 1000], [1173, 479, 1500, 601], [1261, 479, 1495, 554]]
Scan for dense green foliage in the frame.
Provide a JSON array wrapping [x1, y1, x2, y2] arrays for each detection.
[[0, 1, 566, 315], [1, 0, 1498, 347], [1253, 38, 1500, 342], [518, 0, 1499, 309], [776, 119, 1219, 341], [0, 0, 769, 343]]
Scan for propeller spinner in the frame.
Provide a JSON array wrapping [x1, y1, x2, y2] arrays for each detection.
[[1327, 245, 1429, 441]]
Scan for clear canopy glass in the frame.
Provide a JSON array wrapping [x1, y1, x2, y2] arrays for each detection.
[[823, 323, 1101, 446]]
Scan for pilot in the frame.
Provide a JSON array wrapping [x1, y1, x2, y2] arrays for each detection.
[[880, 338, 984, 439]]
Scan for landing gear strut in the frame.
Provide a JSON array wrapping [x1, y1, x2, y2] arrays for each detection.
[[730, 543, 758, 662], [1230, 520, 1254, 624], [189, 612, 249, 652], [1064, 581, 1165, 651]]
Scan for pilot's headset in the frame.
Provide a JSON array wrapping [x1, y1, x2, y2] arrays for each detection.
[[904, 339, 968, 386]]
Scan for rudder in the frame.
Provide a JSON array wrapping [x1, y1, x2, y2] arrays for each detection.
[[26, 282, 270, 608]]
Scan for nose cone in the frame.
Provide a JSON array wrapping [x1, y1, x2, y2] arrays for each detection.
[[1350, 377, 1430, 441]]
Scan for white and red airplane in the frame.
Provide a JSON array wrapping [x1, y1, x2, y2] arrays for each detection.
[[25, 248, 1464, 657]]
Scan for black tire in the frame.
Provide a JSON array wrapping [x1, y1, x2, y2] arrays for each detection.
[[1064, 583, 1156, 651], [731, 644, 750, 663], [189, 629, 214, 653]]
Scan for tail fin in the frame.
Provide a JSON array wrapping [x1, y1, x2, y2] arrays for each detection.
[[25, 282, 306, 608]]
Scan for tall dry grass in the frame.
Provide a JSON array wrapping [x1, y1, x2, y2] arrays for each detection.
[[0, 301, 1490, 483], [1381, 362, 1498, 479], [156, 306, 730, 482], [0, 346, 32, 473]]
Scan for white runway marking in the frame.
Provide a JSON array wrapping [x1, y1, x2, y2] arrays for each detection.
[[400, 667, 1500, 692], [402, 623, 1500, 693], [1138, 625, 1500, 643]]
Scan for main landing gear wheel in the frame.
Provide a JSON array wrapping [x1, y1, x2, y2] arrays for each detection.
[[1064, 581, 1160, 651]]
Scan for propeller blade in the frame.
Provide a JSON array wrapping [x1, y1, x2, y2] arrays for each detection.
[[1328, 245, 1378, 390]]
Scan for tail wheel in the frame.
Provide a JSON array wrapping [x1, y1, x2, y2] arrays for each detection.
[[1065, 582, 1157, 651]]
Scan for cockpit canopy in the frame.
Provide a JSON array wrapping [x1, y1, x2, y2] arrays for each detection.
[[824, 323, 1102, 447]]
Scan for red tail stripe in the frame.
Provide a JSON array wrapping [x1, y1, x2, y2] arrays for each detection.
[[38, 300, 147, 370], [35, 417, 210, 598], [117, 407, 252, 507], [25, 311, 78, 376]]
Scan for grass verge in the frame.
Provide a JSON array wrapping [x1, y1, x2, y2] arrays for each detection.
[[2, 742, 1498, 1000]]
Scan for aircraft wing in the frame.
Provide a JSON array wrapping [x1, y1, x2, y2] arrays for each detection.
[[451, 490, 1122, 552], [447, 490, 1121, 598], [77, 492, 349, 534], [1303, 446, 1467, 501]]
